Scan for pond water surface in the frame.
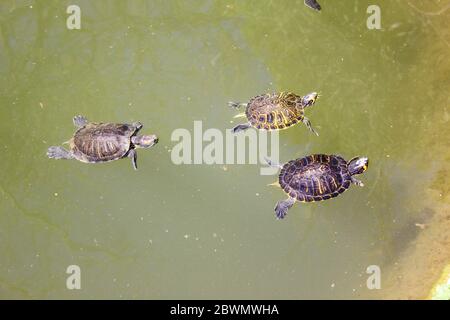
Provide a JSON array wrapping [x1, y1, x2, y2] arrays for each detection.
[[0, 0, 449, 299]]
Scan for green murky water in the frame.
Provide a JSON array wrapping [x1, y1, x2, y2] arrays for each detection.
[[0, 0, 449, 299]]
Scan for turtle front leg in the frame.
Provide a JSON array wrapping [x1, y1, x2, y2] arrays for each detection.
[[132, 122, 143, 131], [128, 149, 138, 170], [302, 117, 319, 136], [304, 0, 321, 11], [73, 115, 88, 128], [231, 122, 252, 134], [47, 146, 74, 160], [351, 177, 364, 187], [228, 101, 248, 109], [274, 197, 296, 220]]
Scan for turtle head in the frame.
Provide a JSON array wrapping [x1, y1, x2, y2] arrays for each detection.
[[348, 157, 369, 175], [301, 92, 319, 108], [131, 134, 158, 148]]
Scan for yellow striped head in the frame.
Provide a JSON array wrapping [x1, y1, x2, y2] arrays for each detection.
[[301, 92, 319, 108]]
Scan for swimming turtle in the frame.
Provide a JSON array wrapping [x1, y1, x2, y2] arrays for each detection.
[[47, 115, 158, 170], [266, 154, 369, 219], [304, 0, 321, 11], [229, 91, 319, 135]]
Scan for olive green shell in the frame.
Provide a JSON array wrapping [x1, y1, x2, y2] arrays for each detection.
[[279, 154, 352, 202], [69, 123, 137, 163], [246, 92, 305, 130]]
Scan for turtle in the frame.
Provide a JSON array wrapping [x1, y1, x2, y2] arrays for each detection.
[[229, 91, 319, 135], [304, 0, 321, 11], [266, 154, 369, 219], [47, 115, 158, 170]]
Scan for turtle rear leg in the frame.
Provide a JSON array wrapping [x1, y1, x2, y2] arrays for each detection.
[[302, 117, 319, 136], [231, 122, 252, 134], [228, 101, 248, 109], [274, 197, 296, 220], [73, 115, 88, 128], [47, 146, 74, 160]]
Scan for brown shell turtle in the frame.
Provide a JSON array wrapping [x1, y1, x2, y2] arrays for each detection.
[[47, 115, 158, 170], [266, 154, 369, 219], [229, 91, 319, 135]]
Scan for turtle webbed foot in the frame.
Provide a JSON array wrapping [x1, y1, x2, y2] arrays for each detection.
[[47, 146, 74, 160], [73, 115, 88, 128], [274, 198, 296, 220], [231, 123, 251, 134]]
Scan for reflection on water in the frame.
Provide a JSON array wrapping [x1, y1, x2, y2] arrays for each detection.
[[0, 0, 449, 299]]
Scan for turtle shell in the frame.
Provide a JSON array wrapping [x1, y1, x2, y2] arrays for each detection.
[[279, 154, 352, 202], [70, 123, 137, 163], [246, 92, 305, 130]]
